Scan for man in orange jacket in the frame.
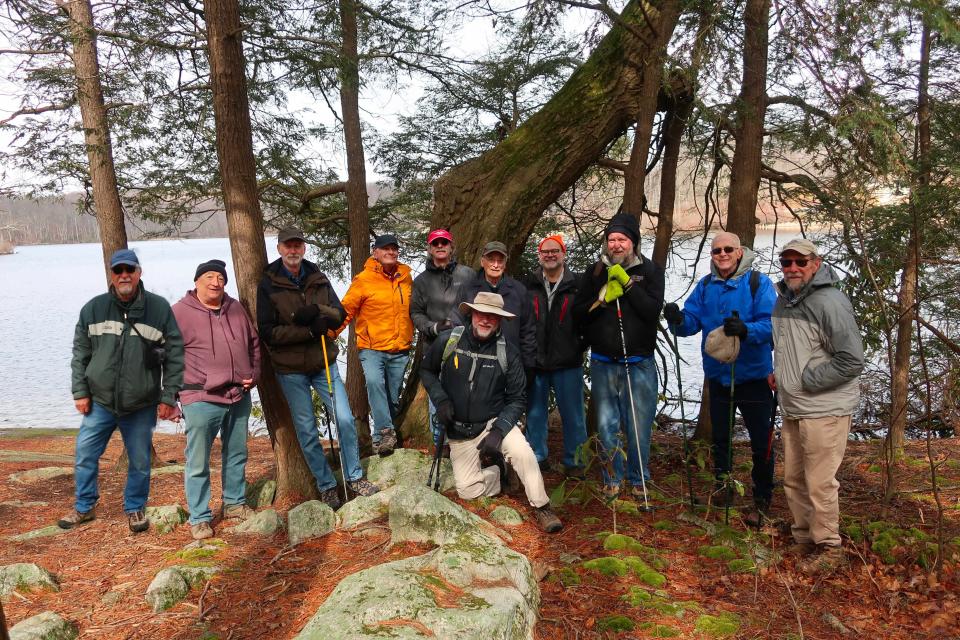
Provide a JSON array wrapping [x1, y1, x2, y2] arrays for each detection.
[[340, 234, 414, 455]]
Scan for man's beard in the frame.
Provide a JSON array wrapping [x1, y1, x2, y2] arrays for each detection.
[[605, 250, 628, 265], [473, 324, 496, 339]]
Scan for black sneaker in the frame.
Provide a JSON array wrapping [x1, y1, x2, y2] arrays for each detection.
[[533, 505, 563, 533], [318, 487, 343, 511], [127, 510, 149, 533], [58, 508, 95, 529]]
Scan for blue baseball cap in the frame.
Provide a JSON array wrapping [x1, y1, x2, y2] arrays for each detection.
[[110, 249, 140, 268]]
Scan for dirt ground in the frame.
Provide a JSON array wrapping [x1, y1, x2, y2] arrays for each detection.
[[1, 426, 958, 639]]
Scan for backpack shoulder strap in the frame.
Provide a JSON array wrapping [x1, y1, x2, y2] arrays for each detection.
[[441, 326, 466, 363], [749, 270, 760, 298], [496, 335, 507, 374]]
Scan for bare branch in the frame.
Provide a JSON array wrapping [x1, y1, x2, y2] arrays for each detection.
[[0, 101, 75, 126]]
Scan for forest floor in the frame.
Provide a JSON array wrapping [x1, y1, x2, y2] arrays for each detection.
[[1, 426, 958, 639]]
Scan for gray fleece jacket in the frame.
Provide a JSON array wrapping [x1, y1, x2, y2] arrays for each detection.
[[772, 263, 864, 418]]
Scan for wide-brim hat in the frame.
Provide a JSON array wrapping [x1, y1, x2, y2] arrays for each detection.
[[705, 326, 740, 364], [458, 291, 516, 318]]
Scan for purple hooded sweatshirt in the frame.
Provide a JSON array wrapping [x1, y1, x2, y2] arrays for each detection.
[[172, 290, 261, 406]]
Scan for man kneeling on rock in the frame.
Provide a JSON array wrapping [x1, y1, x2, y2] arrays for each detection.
[[420, 292, 562, 533]]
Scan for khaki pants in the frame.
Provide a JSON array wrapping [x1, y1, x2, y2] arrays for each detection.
[[781, 415, 850, 546], [448, 422, 550, 508]]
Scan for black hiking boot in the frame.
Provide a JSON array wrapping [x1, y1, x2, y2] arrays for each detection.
[[533, 505, 563, 533]]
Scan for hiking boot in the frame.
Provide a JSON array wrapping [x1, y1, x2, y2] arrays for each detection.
[[798, 545, 846, 575], [57, 508, 95, 529], [191, 522, 214, 540], [533, 505, 563, 533], [318, 487, 343, 511], [222, 503, 255, 521], [743, 499, 771, 528], [373, 429, 397, 456], [347, 478, 380, 497], [538, 459, 551, 473], [601, 484, 621, 500], [127, 510, 149, 533], [630, 484, 649, 500], [785, 541, 817, 557]]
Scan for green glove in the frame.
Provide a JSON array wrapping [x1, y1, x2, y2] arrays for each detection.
[[604, 280, 625, 303], [607, 263, 630, 286]]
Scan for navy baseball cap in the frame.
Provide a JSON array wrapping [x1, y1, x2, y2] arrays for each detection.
[[110, 249, 140, 268]]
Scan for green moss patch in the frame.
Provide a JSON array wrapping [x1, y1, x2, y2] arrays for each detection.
[[623, 556, 666, 587], [582, 557, 627, 576], [698, 545, 738, 561], [694, 612, 741, 636], [727, 558, 756, 574], [596, 615, 635, 632], [622, 586, 700, 618], [550, 567, 581, 586], [653, 519, 677, 531], [582, 516, 601, 524], [638, 622, 681, 637]]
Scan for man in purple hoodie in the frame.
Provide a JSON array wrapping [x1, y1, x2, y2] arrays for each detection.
[[173, 259, 261, 540]]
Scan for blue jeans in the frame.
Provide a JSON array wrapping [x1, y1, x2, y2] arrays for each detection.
[[182, 395, 251, 525], [592, 357, 658, 487], [526, 366, 588, 469], [74, 402, 156, 513], [277, 367, 363, 491], [358, 349, 409, 442]]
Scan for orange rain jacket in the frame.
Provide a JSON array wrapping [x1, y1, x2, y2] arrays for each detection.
[[340, 256, 414, 352]]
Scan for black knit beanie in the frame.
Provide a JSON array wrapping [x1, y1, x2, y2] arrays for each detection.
[[194, 259, 228, 284], [604, 213, 641, 248]]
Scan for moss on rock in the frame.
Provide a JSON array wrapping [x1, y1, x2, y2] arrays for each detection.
[[694, 613, 741, 636], [698, 545, 738, 561], [582, 557, 627, 577]]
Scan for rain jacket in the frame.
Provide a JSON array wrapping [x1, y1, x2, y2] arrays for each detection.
[[410, 259, 474, 348], [71, 282, 184, 415], [670, 248, 776, 385], [340, 256, 414, 352], [772, 263, 864, 418], [172, 291, 261, 405]]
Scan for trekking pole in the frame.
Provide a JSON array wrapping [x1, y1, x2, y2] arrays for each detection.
[[614, 298, 651, 512], [321, 335, 351, 504], [725, 311, 739, 526], [668, 324, 696, 509], [433, 432, 445, 492], [426, 429, 444, 490]]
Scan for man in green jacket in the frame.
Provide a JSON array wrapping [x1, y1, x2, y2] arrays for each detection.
[[59, 249, 184, 533]]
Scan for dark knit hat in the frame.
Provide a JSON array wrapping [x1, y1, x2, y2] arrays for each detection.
[[604, 213, 641, 248], [194, 259, 228, 284]]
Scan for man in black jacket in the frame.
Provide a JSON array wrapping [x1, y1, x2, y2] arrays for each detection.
[[421, 292, 561, 533], [573, 213, 665, 500], [523, 234, 587, 476], [410, 228, 474, 447]]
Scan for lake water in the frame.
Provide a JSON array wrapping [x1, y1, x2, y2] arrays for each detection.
[[0, 232, 790, 432]]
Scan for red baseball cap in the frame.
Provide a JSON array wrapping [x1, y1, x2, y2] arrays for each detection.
[[427, 229, 454, 244]]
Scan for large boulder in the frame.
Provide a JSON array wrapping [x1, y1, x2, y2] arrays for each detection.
[[232, 509, 281, 536], [144, 565, 219, 612], [144, 505, 188, 534], [9, 611, 78, 640], [9, 467, 73, 483], [287, 500, 335, 546], [0, 563, 59, 598], [336, 486, 399, 530], [364, 449, 455, 493], [389, 485, 506, 547]]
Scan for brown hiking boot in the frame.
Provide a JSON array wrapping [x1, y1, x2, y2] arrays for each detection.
[[785, 541, 817, 557], [373, 429, 397, 456], [222, 504, 255, 520], [191, 522, 214, 540], [743, 498, 771, 528], [601, 484, 621, 500], [318, 487, 343, 511], [347, 478, 380, 497], [127, 510, 149, 533], [798, 545, 846, 575], [533, 505, 563, 533], [57, 508, 95, 529]]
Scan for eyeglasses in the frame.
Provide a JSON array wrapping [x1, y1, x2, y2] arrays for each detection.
[[711, 246, 738, 255], [112, 265, 137, 275], [539, 249, 562, 256], [430, 239, 450, 247], [779, 257, 811, 268]]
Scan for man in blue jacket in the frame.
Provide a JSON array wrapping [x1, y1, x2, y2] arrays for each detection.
[[664, 232, 777, 524]]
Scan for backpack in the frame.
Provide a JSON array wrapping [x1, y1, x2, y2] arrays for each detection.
[[700, 269, 761, 299], [440, 326, 508, 390]]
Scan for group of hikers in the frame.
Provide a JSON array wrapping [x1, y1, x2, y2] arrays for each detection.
[[60, 212, 864, 577]]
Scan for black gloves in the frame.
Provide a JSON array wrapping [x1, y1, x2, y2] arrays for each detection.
[[309, 316, 328, 339], [293, 304, 320, 326], [436, 401, 455, 429], [723, 315, 748, 339], [663, 302, 684, 326], [434, 319, 453, 336], [477, 427, 504, 458]]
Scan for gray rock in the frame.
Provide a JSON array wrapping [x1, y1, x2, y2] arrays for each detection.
[[144, 505, 188, 534], [287, 500, 335, 546], [0, 563, 59, 598], [151, 464, 185, 476], [232, 509, 281, 536], [389, 485, 506, 547], [364, 448, 455, 492], [0, 450, 74, 464], [144, 568, 189, 612], [180, 539, 227, 553], [9, 611, 78, 640], [9, 525, 68, 542], [336, 486, 398, 530], [177, 565, 220, 588], [489, 506, 524, 526], [246, 478, 277, 508], [558, 552, 581, 565], [9, 467, 73, 483], [0, 501, 49, 508]]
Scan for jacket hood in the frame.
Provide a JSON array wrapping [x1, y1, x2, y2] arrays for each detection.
[[363, 255, 411, 279], [178, 289, 236, 312], [710, 247, 756, 279], [600, 251, 641, 270], [266, 257, 324, 283], [777, 261, 842, 305], [425, 258, 460, 273]]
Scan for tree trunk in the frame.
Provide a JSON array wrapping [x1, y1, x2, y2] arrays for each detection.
[[397, 342, 432, 447], [62, 0, 128, 284], [725, 0, 770, 248], [432, 0, 681, 264], [0, 598, 9, 640], [204, 0, 317, 502], [651, 91, 693, 268], [339, 0, 372, 435]]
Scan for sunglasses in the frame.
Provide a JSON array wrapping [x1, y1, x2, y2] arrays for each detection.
[[430, 239, 450, 247], [711, 246, 738, 255], [111, 265, 137, 275], [779, 257, 811, 268]]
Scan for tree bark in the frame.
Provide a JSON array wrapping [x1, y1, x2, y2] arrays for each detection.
[[432, 0, 681, 264], [62, 0, 128, 283], [339, 0, 372, 437], [0, 598, 9, 640], [651, 90, 693, 268], [725, 0, 770, 248], [204, 0, 317, 501]]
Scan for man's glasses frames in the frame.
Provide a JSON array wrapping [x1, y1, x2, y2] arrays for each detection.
[[779, 258, 811, 268], [430, 239, 450, 247], [711, 246, 738, 255], [112, 265, 137, 275], [538, 249, 562, 256]]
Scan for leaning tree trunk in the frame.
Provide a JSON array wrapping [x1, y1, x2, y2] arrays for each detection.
[[62, 0, 128, 284], [204, 0, 318, 502], [651, 89, 693, 268], [339, 0, 372, 444], [432, 0, 681, 262], [725, 0, 770, 248]]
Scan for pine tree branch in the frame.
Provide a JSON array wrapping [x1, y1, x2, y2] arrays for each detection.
[[0, 101, 75, 126]]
